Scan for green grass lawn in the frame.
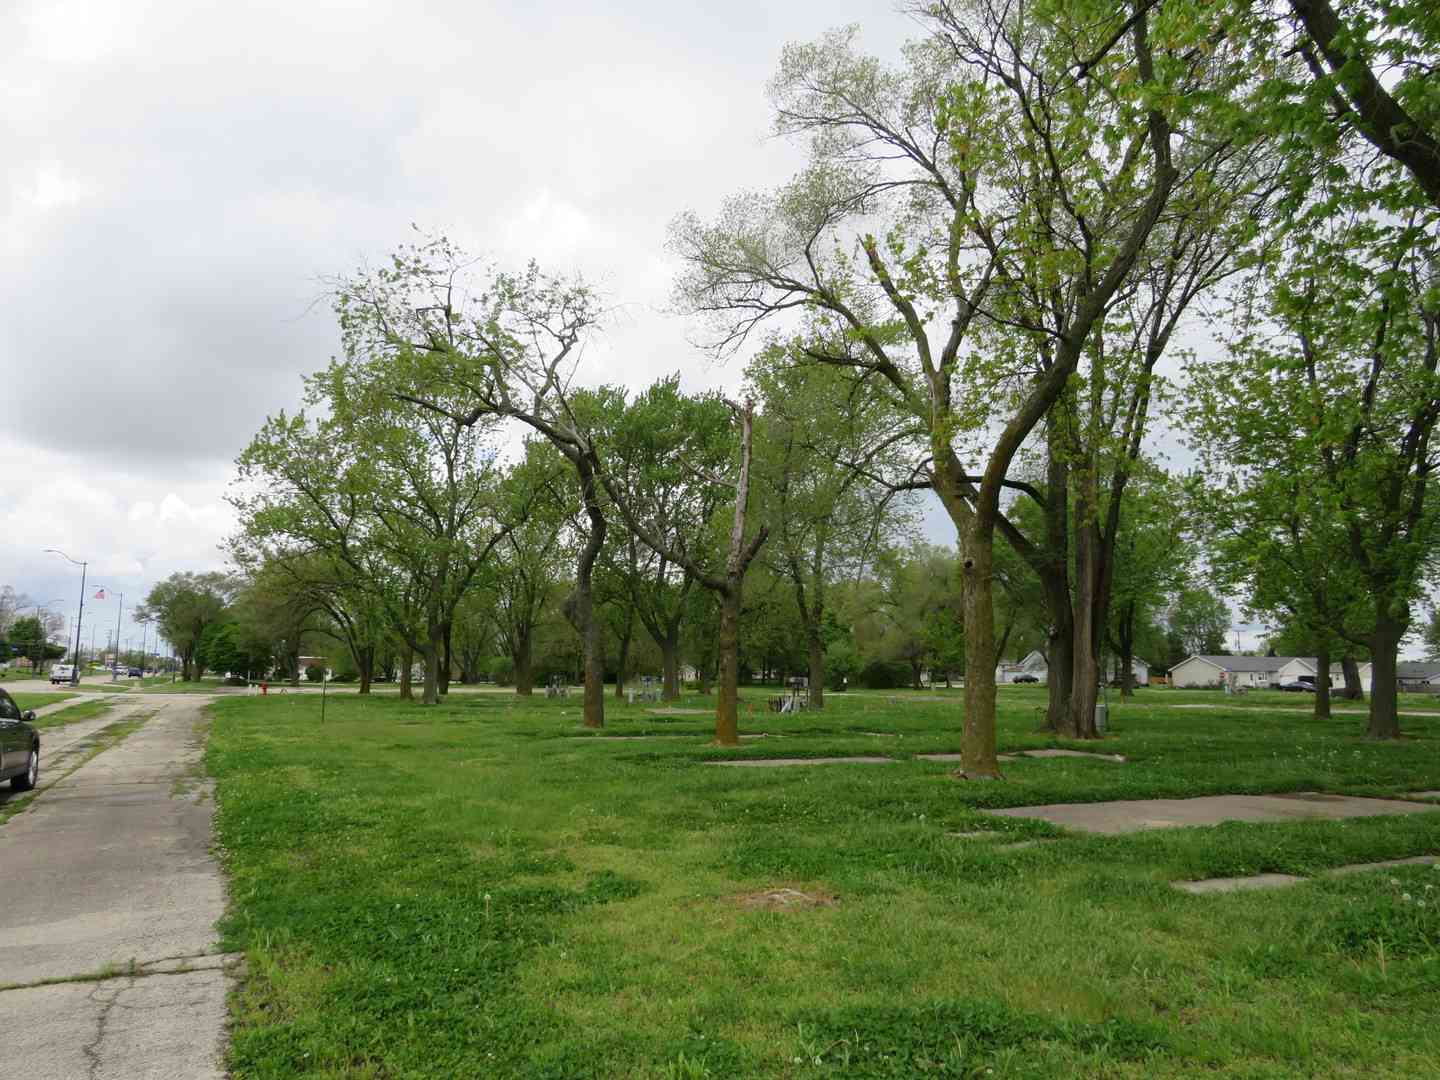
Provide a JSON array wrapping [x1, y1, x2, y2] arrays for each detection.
[[10, 691, 77, 712], [207, 687, 1440, 1078]]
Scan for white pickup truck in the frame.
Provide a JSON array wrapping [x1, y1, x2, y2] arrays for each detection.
[[49, 664, 75, 686]]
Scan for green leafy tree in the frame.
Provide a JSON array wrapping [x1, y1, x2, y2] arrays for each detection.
[[670, 6, 1240, 772], [332, 241, 612, 728], [136, 572, 238, 681], [749, 348, 907, 708], [603, 377, 733, 700], [1168, 588, 1232, 658]]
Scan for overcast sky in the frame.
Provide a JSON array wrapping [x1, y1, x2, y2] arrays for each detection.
[[0, 0, 930, 655], [0, 0, 1309, 660]]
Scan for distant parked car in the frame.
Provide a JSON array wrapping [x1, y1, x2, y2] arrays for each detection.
[[50, 664, 74, 686], [0, 687, 40, 791], [1279, 681, 1314, 692], [127, 667, 142, 678], [1013, 674, 1040, 684]]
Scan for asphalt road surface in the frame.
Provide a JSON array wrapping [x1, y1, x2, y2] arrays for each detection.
[[0, 695, 235, 1080]]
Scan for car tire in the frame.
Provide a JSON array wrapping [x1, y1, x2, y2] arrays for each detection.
[[11, 748, 38, 792]]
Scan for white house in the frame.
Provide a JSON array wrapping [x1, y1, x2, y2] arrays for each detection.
[[996, 651, 1149, 686], [1396, 661, 1440, 690], [1104, 656, 1151, 686], [1169, 655, 1296, 689], [996, 649, 1049, 684]]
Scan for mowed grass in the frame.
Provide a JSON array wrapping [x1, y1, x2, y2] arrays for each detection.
[[10, 691, 78, 712], [207, 687, 1440, 1078]]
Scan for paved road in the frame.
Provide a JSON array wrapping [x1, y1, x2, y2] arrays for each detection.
[[0, 695, 235, 1080]]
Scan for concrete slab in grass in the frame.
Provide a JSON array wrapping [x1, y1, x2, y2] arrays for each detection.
[[1175, 873, 1304, 895], [918, 749, 1123, 763], [983, 791, 1440, 836], [1405, 790, 1440, 800], [707, 756, 896, 767], [1323, 854, 1439, 877], [1174, 854, 1438, 894], [568, 732, 768, 740], [1019, 748, 1126, 763]]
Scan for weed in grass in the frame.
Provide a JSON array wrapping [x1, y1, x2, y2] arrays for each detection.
[[1328, 867, 1440, 958]]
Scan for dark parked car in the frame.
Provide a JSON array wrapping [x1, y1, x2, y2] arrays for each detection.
[[1013, 674, 1040, 684], [1278, 681, 1315, 692], [0, 688, 40, 791], [127, 667, 142, 678]]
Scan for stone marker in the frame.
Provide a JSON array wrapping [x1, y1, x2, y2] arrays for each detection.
[[1322, 854, 1438, 877], [1174, 854, 1438, 894], [1016, 748, 1126, 763], [1174, 873, 1304, 894], [983, 791, 1440, 835], [707, 756, 895, 767]]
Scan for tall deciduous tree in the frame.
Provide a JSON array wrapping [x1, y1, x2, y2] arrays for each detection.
[[670, 4, 1225, 774], [1190, 213, 1439, 738], [603, 377, 732, 701], [136, 572, 237, 681], [332, 240, 612, 728], [601, 395, 769, 746], [749, 348, 904, 709]]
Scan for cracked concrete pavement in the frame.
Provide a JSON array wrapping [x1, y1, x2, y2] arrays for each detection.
[[0, 695, 236, 1080]]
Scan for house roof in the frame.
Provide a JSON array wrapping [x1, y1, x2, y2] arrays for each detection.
[[1397, 661, 1440, 680], [1170, 655, 1303, 674]]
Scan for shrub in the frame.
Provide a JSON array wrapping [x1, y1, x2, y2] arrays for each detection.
[[859, 659, 911, 689], [304, 664, 325, 683]]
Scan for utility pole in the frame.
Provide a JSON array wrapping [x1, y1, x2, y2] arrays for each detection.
[[111, 593, 124, 681], [45, 549, 88, 687]]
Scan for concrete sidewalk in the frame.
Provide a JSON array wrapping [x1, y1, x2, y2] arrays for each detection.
[[0, 695, 235, 1080]]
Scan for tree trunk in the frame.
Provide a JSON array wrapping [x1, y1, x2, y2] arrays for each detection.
[[1368, 608, 1404, 738], [1044, 595, 1074, 733], [358, 644, 373, 696], [399, 643, 414, 701], [1065, 493, 1101, 739], [715, 585, 741, 745], [1314, 641, 1331, 719], [422, 618, 442, 705], [1341, 653, 1364, 701], [614, 622, 631, 700], [661, 633, 681, 701], [573, 464, 607, 728], [807, 629, 825, 710], [440, 622, 452, 697], [1118, 600, 1137, 700], [514, 634, 533, 696], [1038, 441, 1072, 732], [959, 521, 1002, 778]]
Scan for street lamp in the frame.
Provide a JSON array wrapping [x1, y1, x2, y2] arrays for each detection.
[[45, 549, 87, 687]]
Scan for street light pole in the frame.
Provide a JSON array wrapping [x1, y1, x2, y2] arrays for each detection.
[[45, 550, 88, 688], [111, 593, 124, 682]]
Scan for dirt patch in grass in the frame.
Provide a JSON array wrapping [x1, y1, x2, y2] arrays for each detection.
[[733, 886, 838, 911]]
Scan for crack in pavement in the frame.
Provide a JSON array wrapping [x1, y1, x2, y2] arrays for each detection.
[[0, 952, 244, 994], [81, 979, 123, 1080]]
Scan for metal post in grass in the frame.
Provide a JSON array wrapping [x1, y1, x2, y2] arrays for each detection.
[[320, 666, 328, 725]]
